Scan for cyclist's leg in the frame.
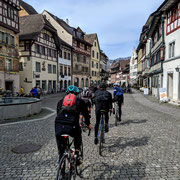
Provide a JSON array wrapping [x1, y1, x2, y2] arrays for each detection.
[[95, 110, 101, 138], [73, 126, 83, 165]]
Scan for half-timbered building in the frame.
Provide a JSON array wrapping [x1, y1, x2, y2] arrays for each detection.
[[0, 0, 20, 92], [161, 0, 180, 103], [19, 14, 60, 94]]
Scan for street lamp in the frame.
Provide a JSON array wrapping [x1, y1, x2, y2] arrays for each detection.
[[175, 67, 180, 72]]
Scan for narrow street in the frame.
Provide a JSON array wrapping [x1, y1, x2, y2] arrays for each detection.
[[0, 90, 180, 180]]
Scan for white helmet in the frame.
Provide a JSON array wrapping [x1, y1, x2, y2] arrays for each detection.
[[113, 82, 119, 86]]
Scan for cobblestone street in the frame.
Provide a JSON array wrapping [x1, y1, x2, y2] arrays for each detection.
[[0, 90, 180, 180]]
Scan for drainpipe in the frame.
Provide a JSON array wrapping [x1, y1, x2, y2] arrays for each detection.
[[148, 38, 152, 90]]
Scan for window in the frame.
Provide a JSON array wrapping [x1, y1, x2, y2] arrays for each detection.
[[92, 50, 94, 57], [5, 59, 12, 71], [48, 64, 52, 73], [169, 41, 175, 58], [42, 46, 45, 55], [95, 71, 96, 76], [0, 31, 5, 42], [156, 50, 161, 63], [48, 48, 51, 57], [83, 56, 86, 63], [64, 66, 67, 76], [10, 35, 14, 46], [42, 80, 46, 90], [92, 61, 94, 68], [7, 7, 14, 20], [151, 55, 154, 66], [35, 44, 40, 53], [60, 65, 63, 74], [64, 52, 67, 59], [77, 41, 80, 47], [92, 71, 94, 76], [25, 43, 30, 51], [68, 67, 71, 76], [84, 45, 87, 50], [97, 52, 98, 59], [96, 63, 98, 69], [68, 53, 71, 60], [36, 62, 41, 72], [77, 54, 80, 62], [53, 65, 56, 74], [94, 42, 96, 46]]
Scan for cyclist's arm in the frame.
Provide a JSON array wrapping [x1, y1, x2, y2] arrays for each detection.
[[57, 99, 63, 115], [79, 99, 90, 126]]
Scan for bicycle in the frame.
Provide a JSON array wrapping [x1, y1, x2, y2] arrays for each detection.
[[56, 135, 77, 180], [56, 130, 91, 179], [97, 110, 106, 156]]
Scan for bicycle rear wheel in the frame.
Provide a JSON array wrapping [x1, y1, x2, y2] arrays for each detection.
[[99, 127, 103, 156], [56, 154, 71, 180]]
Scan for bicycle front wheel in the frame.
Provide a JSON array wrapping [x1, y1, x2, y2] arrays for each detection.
[[56, 154, 71, 180]]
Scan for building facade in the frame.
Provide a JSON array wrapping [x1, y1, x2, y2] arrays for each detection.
[[130, 47, 138, 87], [42, 11, 91, 88], [161, 0, 180, 103], [59, 38, 72, 90], [0, 0, 20, 92], [85, 33, 101, 86], [19, 14, 60, 94]]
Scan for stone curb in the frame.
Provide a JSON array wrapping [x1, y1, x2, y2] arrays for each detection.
[[0, 107, 56, 127]]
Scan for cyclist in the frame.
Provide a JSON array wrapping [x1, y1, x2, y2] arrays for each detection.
[[93, 83, 112, 145], [55, 85, 92, 164], [79, 87, 92, 116], [113, 83, 124, 121]]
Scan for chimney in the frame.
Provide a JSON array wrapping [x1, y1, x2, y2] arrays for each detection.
[[66, 18, 69, 25]]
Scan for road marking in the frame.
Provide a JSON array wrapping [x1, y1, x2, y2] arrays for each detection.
[[0, 107, 56, 127]]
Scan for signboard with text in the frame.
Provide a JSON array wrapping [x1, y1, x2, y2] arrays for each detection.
[[159, 88, 168, 102], [144, 88, 149, 96]]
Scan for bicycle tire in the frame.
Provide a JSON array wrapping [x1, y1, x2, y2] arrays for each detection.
[[56, 154, 71, 180], [99, 126, 103, 156]]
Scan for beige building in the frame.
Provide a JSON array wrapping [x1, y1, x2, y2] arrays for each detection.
[[85, 33, 101, 86], [0, 0, 20, 93], [19, 14, 60, 93], [19, 0, 38, 17]]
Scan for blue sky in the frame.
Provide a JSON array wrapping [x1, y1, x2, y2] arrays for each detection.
[[25, 0, 164, 59]]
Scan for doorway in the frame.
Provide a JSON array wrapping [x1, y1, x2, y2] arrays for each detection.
[[5, 81, 13, 91], [168, 73, 173, 99]]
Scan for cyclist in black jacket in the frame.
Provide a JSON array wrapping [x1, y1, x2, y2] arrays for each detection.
[[93, 83, 112, 145], [55, 85, 92, 164]]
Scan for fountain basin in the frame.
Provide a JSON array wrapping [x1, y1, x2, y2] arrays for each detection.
[[0, 97, 41, 120]]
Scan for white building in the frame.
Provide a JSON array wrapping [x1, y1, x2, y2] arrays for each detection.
[[161, 0, 180, 103], [59, 38, 72, 90], [129, 47, 138, 86]]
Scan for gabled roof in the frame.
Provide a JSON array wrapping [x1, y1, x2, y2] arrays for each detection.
[[44, 10, 92, 46], [84, 33, 97, 45], [59, 37, 73, 49], [19, 14, 60, 48], [20, 0, 38, 15]]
